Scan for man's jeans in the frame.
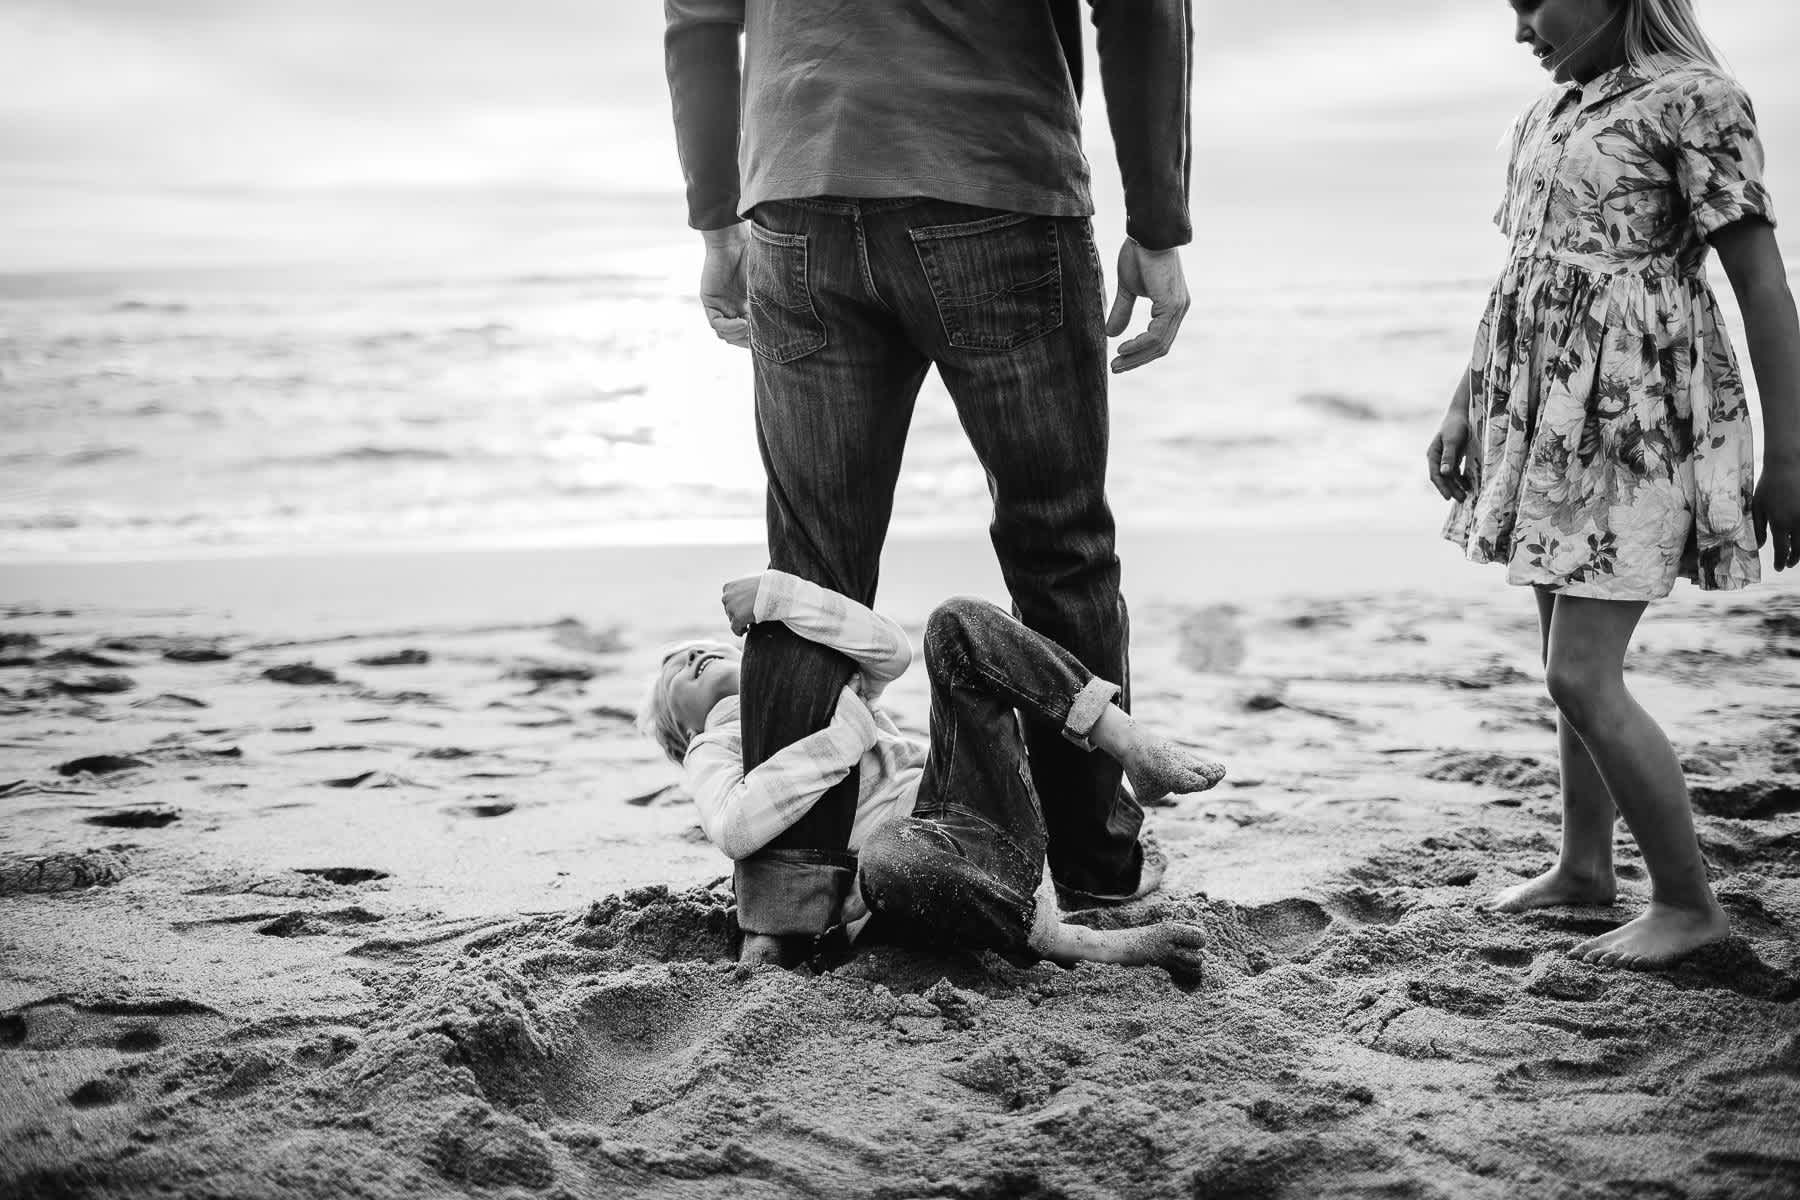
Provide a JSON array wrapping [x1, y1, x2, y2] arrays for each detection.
[[737, 195, 1141, 938], [858, 597, 1126, 951]]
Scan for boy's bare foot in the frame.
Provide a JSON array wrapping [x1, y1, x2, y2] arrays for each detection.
[[1123, 738, 1225, 807], [1568, 901, 1730, 969], [738, 932, 811, 968], [1490, 865, 1616, 913]]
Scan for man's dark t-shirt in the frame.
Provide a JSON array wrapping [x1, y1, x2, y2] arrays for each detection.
[[666, 0, 1192, 250]]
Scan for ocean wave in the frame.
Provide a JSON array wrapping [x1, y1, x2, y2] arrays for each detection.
[[1295, 392, 1384, 422], [109, 299, 189, 315], [64, 446, 139, 466], [350, 323, 515, 351], [244, 446, 463, 467]]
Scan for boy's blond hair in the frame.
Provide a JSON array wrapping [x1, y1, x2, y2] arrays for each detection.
[[636, 640, 730, 766]]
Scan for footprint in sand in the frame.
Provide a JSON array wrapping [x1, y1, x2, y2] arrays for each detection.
[[56, 754, 148, 777], [68, 1078, 129, 1108], [294, 867, 390, 886], [0, 849, 129, 896], [83, 807, 180, 829], [449, 800, 516, 818], [354, 649, 429, 667], [1689, 779, 1800, 821], [256, 907, 385, 937], [263, 663, 340, 686], [1237, 898, 1333, 958]]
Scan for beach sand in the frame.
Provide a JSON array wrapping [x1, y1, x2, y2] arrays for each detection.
[[3, 530, 1798, 1199]]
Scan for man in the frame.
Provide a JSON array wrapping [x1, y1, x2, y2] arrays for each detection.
[[664, 0, 1195, 966]]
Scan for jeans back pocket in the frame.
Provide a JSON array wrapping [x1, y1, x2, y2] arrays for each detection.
[[748, 222, 827, 364], [910, 212, 1063, 352]]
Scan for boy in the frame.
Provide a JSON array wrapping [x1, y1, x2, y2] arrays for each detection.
[[639, 570, 1224, 973]]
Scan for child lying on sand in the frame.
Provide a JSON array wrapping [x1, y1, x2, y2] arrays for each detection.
[[638, 570, 1225, 976]]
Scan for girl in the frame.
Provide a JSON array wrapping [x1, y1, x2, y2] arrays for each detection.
[[1429, 0, 1800, 968], [638, 570, 1225, 972]]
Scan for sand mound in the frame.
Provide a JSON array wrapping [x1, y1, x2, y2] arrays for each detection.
[[10, 857, 1796, 1199]]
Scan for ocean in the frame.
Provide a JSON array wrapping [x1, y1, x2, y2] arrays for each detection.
[[0, 240, 1770, 563]]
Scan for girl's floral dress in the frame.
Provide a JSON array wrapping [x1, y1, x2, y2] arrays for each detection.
[[1445, 57, 1774, 599]]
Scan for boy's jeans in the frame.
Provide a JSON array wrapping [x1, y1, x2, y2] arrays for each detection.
[[736, 196, 1141, 939], [858, 597, 1126, 950]]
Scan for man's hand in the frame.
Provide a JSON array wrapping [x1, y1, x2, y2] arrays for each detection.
[[1106, 239, 1189, 372], [1755, 455, 1800, 571], [701, 224, 750, 348], [722, 574, 761, 635]]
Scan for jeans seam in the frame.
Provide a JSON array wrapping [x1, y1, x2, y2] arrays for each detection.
[[852, 205, 893, 315], [943, 634, 1068, 732]]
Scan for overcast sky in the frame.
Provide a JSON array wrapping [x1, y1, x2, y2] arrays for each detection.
[[1, 0, 1794, 274]]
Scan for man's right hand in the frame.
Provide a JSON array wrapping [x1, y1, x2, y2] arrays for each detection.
[[1106, 239, 1189, 372], [701, 224, 751, 348]]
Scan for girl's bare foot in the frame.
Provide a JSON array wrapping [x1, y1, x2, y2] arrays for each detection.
[[1569, 901, 1729, 969], [1122, 738, 1225, 807], [1491, 865, 1616, 913]]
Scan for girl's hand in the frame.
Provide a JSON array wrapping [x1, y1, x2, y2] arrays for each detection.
[[1755, 457, 1800, 571], [721, 575, 761, 635], [1427, 409, 1476, 503]]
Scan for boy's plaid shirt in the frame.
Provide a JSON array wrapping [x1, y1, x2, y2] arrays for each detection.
[[681, 571, 925, 860]]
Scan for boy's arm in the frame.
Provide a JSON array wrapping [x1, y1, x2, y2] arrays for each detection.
[[749, 571, 913, 695], [1714, 218, 1800, 571], [684, 687, 879, 860]]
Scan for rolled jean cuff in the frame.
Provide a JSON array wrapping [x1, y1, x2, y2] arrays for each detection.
[[1060, 676, 1120, 750], [733, 849, 857, 936]]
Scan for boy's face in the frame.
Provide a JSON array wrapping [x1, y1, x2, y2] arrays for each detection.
[[663, 643, 742, 737]]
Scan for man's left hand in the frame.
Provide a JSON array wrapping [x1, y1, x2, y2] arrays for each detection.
[[1106, 239, 1189, 373]]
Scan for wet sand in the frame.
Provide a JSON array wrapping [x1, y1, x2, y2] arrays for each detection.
[[3, 534, 1798, 1198]]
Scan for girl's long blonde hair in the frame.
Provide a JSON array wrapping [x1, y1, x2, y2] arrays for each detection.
[[1618, 0, 1727, 72]]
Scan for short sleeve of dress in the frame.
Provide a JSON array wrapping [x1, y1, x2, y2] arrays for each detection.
[[1674, 75, 1776, 240], [1492, 101, 1539, 238], [1490, 99, 1548, 241]]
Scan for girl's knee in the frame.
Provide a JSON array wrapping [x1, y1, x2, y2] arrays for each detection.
[[1544, 656, 1618, 728]]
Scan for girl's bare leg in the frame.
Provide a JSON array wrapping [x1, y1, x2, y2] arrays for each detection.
[[1492, 588, 1620, 911], [1535, 593, 1727, 967]]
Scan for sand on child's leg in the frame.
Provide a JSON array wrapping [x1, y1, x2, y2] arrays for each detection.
[[1026, 875, 1205, 984], [1088, 706, 1225, 807]]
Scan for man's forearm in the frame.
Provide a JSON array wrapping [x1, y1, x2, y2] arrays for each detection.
[[1090, 0, 1193, 251], [666, 0, 745, 231]]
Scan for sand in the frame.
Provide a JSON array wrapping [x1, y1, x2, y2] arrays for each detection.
[[2, 533, 1798, 1199]]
